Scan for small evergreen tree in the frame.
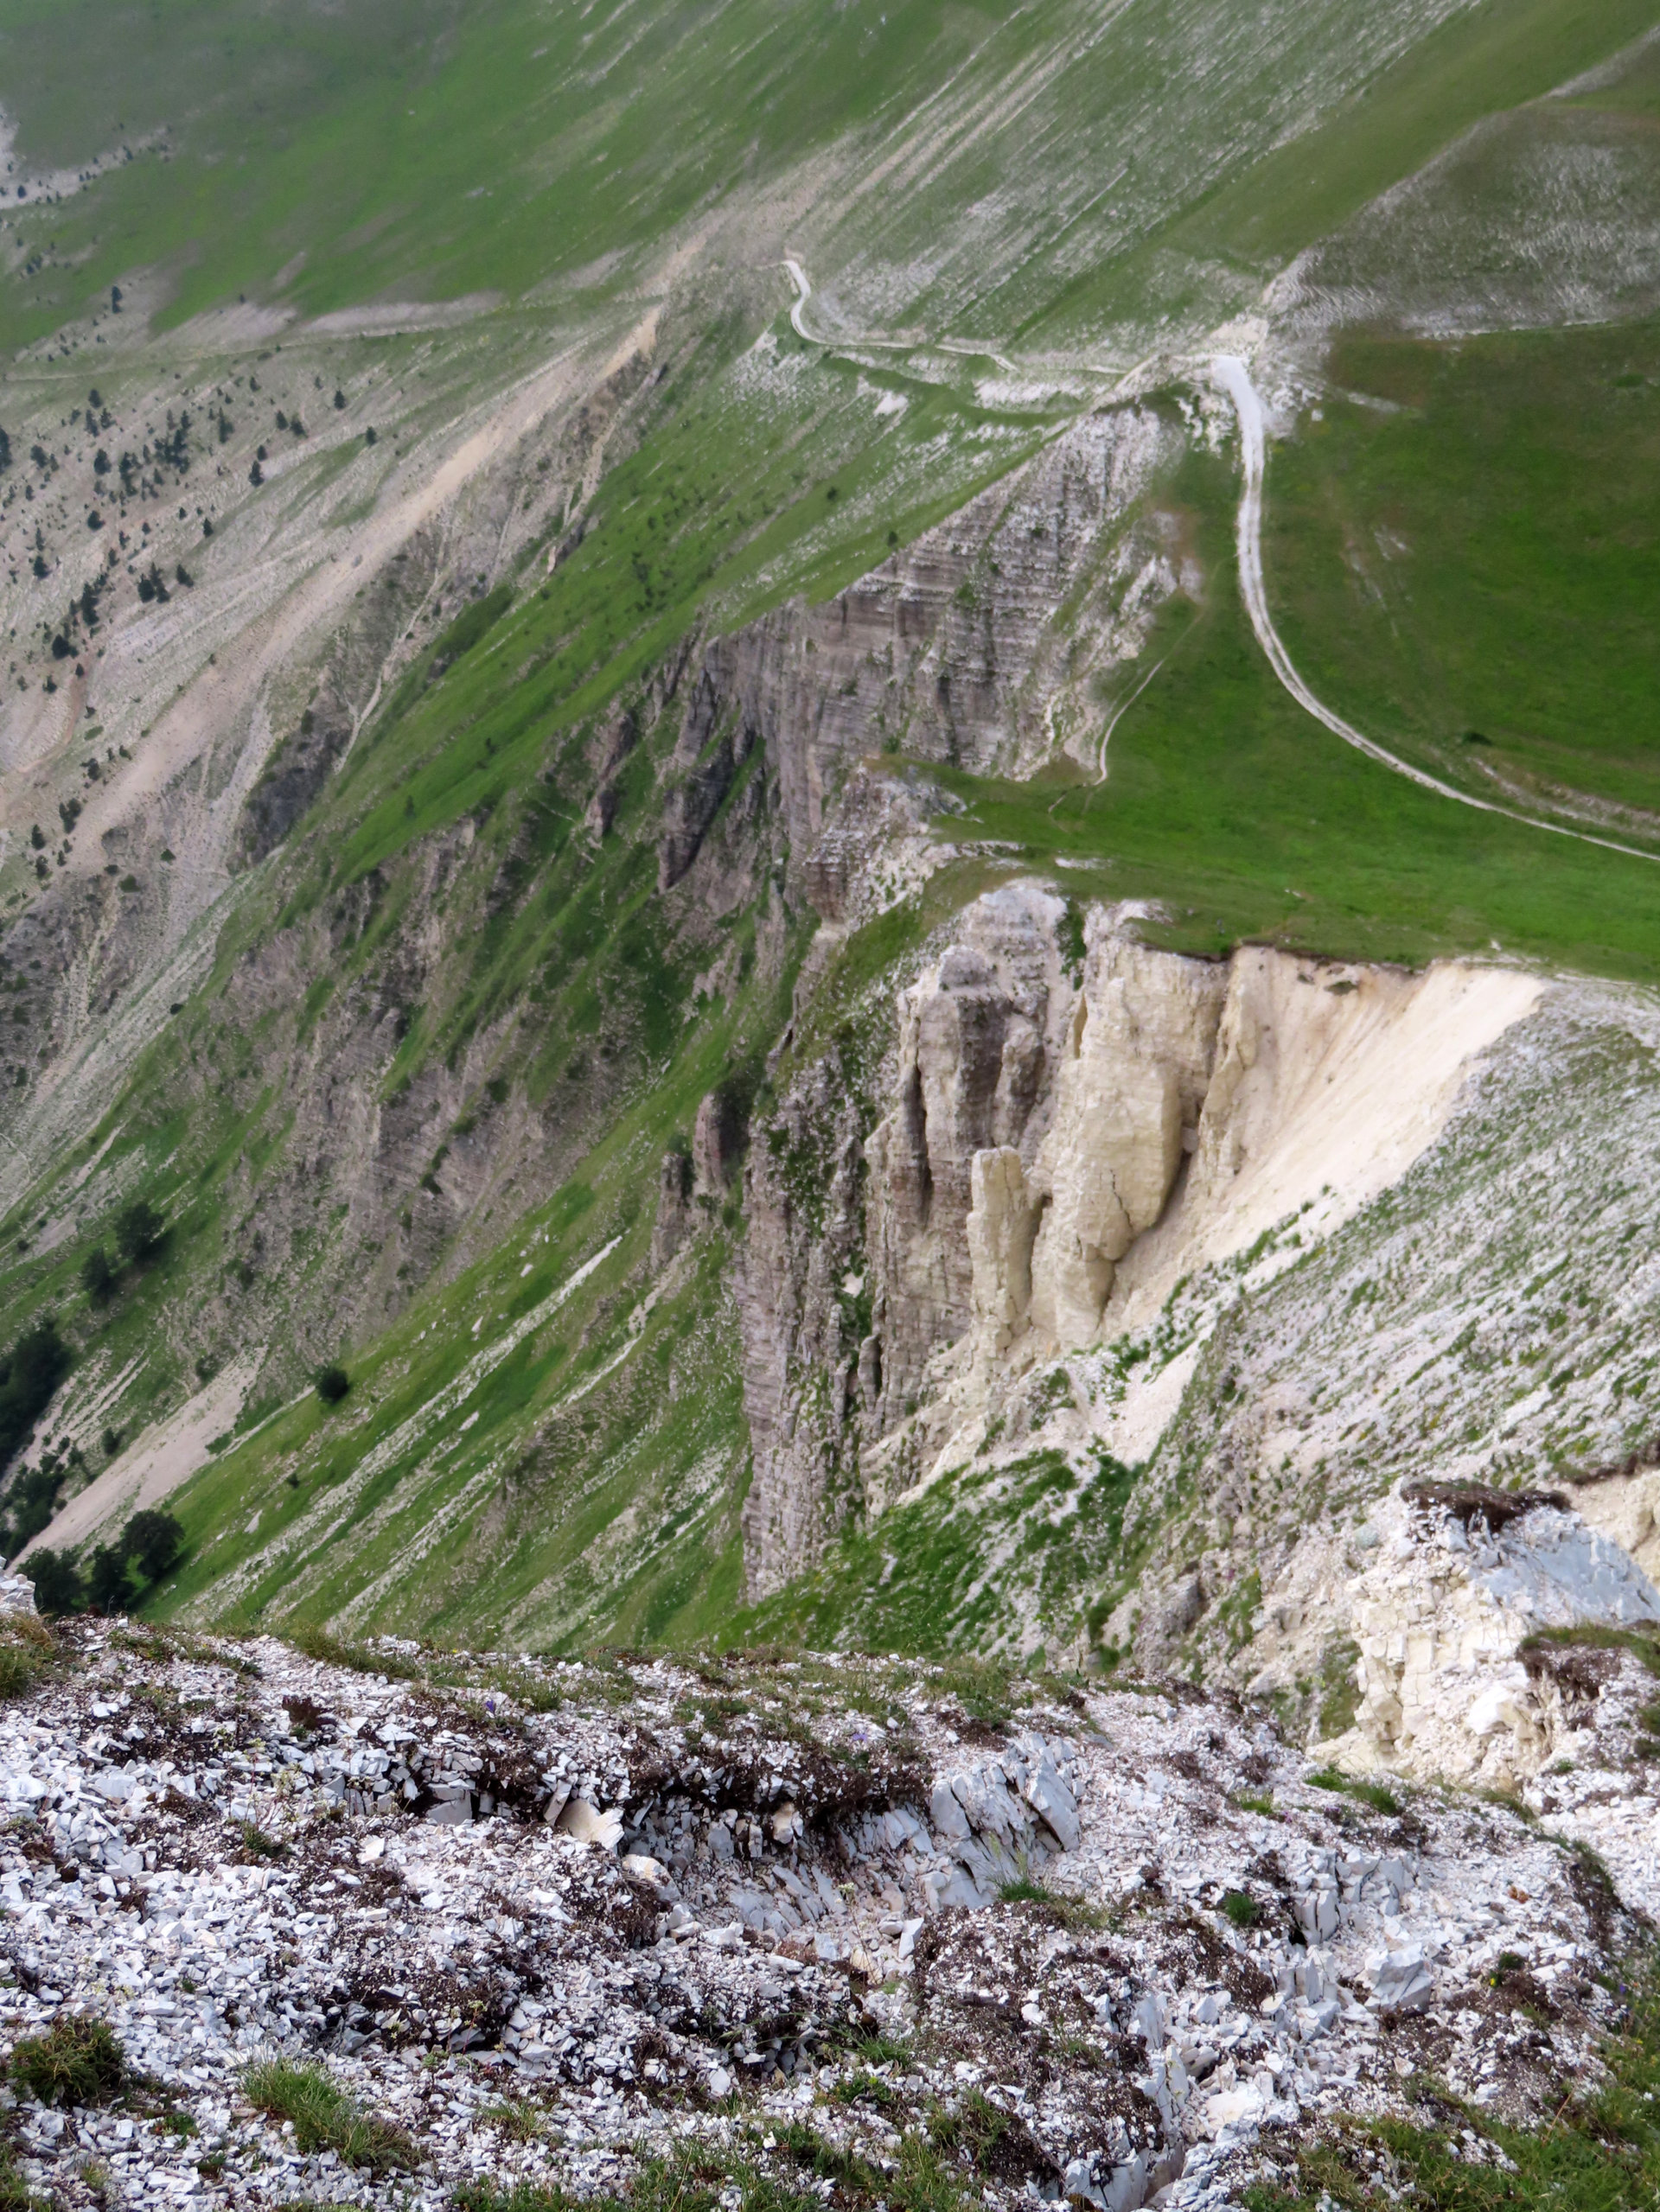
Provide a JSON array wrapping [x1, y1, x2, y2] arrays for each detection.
[[315, 1364, 350, 1406], [86, 1541, 133, 1614], [113, 1198, 164, 1265], [80, 1248, 115, 1304], [24, 1548, 82, 1615], [124, 1508, 184, 1583], [0, 1316, 69, 1475]]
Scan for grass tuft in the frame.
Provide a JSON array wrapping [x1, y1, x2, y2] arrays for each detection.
[[236, 1820, 288, 1860], [284, 1623, 424, 1680], [10, 2015, 127, 2106], [1306, 1768, 1401, 1816], [996, 1873, 1109, 1931], [242, 2058, 416, 2173]]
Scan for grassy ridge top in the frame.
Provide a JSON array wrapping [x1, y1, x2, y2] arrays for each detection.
[[0, 0, 1650, 360], [923, 318, 1660, 979]]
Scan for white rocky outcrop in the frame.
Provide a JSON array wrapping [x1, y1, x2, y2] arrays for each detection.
[[1330, 1482, 1660, 1787], [916, 905, 1542, 1400], [1, 1622, 1650, 2211], [0, 1574, 38, 1616], [985, 931, 1542, 1361], [746, 883, 1548, 1600], [1022, 936, 1224, 1348], [1572, 1464, 1660, 1584]]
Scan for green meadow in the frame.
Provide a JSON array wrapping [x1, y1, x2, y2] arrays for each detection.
[[928, 377, 1660, 979], [1266, 318, 1660, 832]]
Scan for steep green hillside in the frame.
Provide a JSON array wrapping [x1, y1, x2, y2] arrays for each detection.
[[0, 0, 1657, 1659], [0, 0, 1649, 357]]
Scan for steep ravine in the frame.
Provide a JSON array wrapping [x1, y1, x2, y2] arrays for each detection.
[[0, 383, 1201, 1639]]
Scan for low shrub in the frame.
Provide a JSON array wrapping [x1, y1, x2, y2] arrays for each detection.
[[315, 1364, 351, 1406]]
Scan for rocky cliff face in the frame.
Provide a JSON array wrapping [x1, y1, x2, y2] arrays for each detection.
[[670, 403, 1184, 918], [737, 889, 1552, 1620], [738, 899, 1215, 1593]]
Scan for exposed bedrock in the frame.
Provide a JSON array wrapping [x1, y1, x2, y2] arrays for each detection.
[[738, 888, 1543, 1598], [659, 404, 1183, 908], [1330, 1482, 1660, 1795]]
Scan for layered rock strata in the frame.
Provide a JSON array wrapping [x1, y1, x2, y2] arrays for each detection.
[[741, 889, 1538, 1598], [662, 404, 1184, 909]]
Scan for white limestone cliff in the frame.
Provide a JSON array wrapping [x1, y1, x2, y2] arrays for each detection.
[[1326, 1482, 1660, 1788]]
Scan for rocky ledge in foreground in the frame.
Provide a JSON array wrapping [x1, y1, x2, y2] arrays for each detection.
[[0, 1610, 1653, 2212]]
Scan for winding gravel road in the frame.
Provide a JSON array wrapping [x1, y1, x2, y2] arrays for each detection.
[[782, 258, 1015, 371], [1210, 354, 1655, 864]]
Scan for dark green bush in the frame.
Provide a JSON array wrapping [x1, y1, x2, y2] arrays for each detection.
[[113, 1198, 165, 1265], [124, 1508, 184, 1583], [24, 1548, 83, 1616], [0, 1316, 70, 1475], [2, 1462, 66, 1556], [86, 1542, 134, 1615]]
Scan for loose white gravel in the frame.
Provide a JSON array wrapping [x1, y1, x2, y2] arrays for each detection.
[[0, 1620, 1645, 2211]]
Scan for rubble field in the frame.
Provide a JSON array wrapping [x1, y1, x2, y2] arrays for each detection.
[[0, 1605, 1655, 2212]]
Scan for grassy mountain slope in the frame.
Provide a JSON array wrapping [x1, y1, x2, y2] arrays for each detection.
[[1267, 321, 1660, 837], [0, 0, 1657, 1656], [0, 0, 1650, 360], [923, 380, 1660, 978]]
